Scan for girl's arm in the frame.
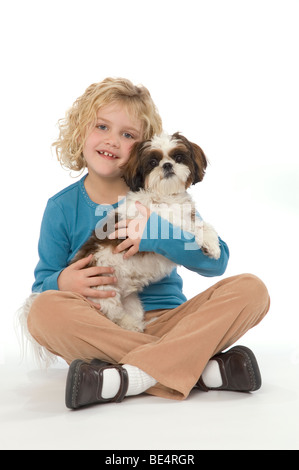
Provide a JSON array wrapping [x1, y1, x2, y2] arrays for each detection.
[[32, 200, 117, 305], [32, 199, 70, 292], [139, 212, 229, 277], [110, 203, 229, 277]]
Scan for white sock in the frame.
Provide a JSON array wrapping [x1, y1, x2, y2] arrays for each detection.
[[101, 368, 121, 399], [101, 364, 157, 399], [201, 360, 223, 388], [123, 364, 157, 396]]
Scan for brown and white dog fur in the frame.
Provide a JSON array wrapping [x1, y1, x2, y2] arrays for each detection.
[[71, 132, 221, 332]]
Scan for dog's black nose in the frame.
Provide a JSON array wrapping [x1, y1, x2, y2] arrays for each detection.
[[163, 162, 173, 171]]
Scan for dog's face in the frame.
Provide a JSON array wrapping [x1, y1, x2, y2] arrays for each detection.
[[121, 132, 208, 195]]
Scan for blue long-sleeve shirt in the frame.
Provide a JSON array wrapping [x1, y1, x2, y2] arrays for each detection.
[[32, 175, 229, 311]]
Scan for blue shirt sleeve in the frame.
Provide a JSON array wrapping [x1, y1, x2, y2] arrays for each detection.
[[32, 199, 71, 292], [139, 212, 229, 277]]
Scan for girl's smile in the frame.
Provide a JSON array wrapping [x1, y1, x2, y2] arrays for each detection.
[[97, 150, 119, 160]]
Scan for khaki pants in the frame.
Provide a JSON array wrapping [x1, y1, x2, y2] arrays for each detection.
[[27, 273, 270, 400]]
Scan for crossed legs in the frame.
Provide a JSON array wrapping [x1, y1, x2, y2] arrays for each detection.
[[27, 274, 270, 402]]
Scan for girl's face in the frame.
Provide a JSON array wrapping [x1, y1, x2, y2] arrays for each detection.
[[83, 103, 143, 180]]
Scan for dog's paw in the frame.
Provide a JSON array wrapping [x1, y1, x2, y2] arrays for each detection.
[[202, 242, 221, 260], [129, 324, 145, 333], [201, 223, 221, 260], [117, 316, 145, 333]]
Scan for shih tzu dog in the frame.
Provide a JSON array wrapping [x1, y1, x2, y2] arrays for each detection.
[[71, 132, 221, 332]]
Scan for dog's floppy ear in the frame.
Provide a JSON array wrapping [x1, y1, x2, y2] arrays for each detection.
[[120, 141, 145, 191], [190, 142, 208, 184], [172, 132, 208, 184]]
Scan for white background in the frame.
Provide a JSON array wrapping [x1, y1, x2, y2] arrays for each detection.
[[0, 0, 298, 450]]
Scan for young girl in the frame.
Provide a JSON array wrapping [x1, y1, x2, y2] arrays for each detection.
[[26, 77, 270, 409]]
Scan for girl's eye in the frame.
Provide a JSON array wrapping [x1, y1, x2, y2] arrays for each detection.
[[97, 124, 107, 131], [123, 132, 134, 139]]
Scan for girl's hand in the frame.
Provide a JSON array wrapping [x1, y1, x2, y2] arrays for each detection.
[[108, 202, 151, 259], [57, 254, 117, 308]]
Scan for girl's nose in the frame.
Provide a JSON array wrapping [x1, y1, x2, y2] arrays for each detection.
[[104, 131, 120, 148]]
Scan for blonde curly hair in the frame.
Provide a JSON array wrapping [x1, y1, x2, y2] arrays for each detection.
[[53, 77, 163, 171]]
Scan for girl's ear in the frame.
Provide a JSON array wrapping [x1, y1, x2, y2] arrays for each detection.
[[120, 141, 145, 191]]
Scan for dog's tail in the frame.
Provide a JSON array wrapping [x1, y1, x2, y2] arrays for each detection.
[[15, 293, 58, 368]]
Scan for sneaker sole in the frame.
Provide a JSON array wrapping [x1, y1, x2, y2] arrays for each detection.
[[65, 359, 85, 409]]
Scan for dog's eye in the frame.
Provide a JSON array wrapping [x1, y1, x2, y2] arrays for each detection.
[[174, 154, 184, 163], [150, 159, 159, 167]]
